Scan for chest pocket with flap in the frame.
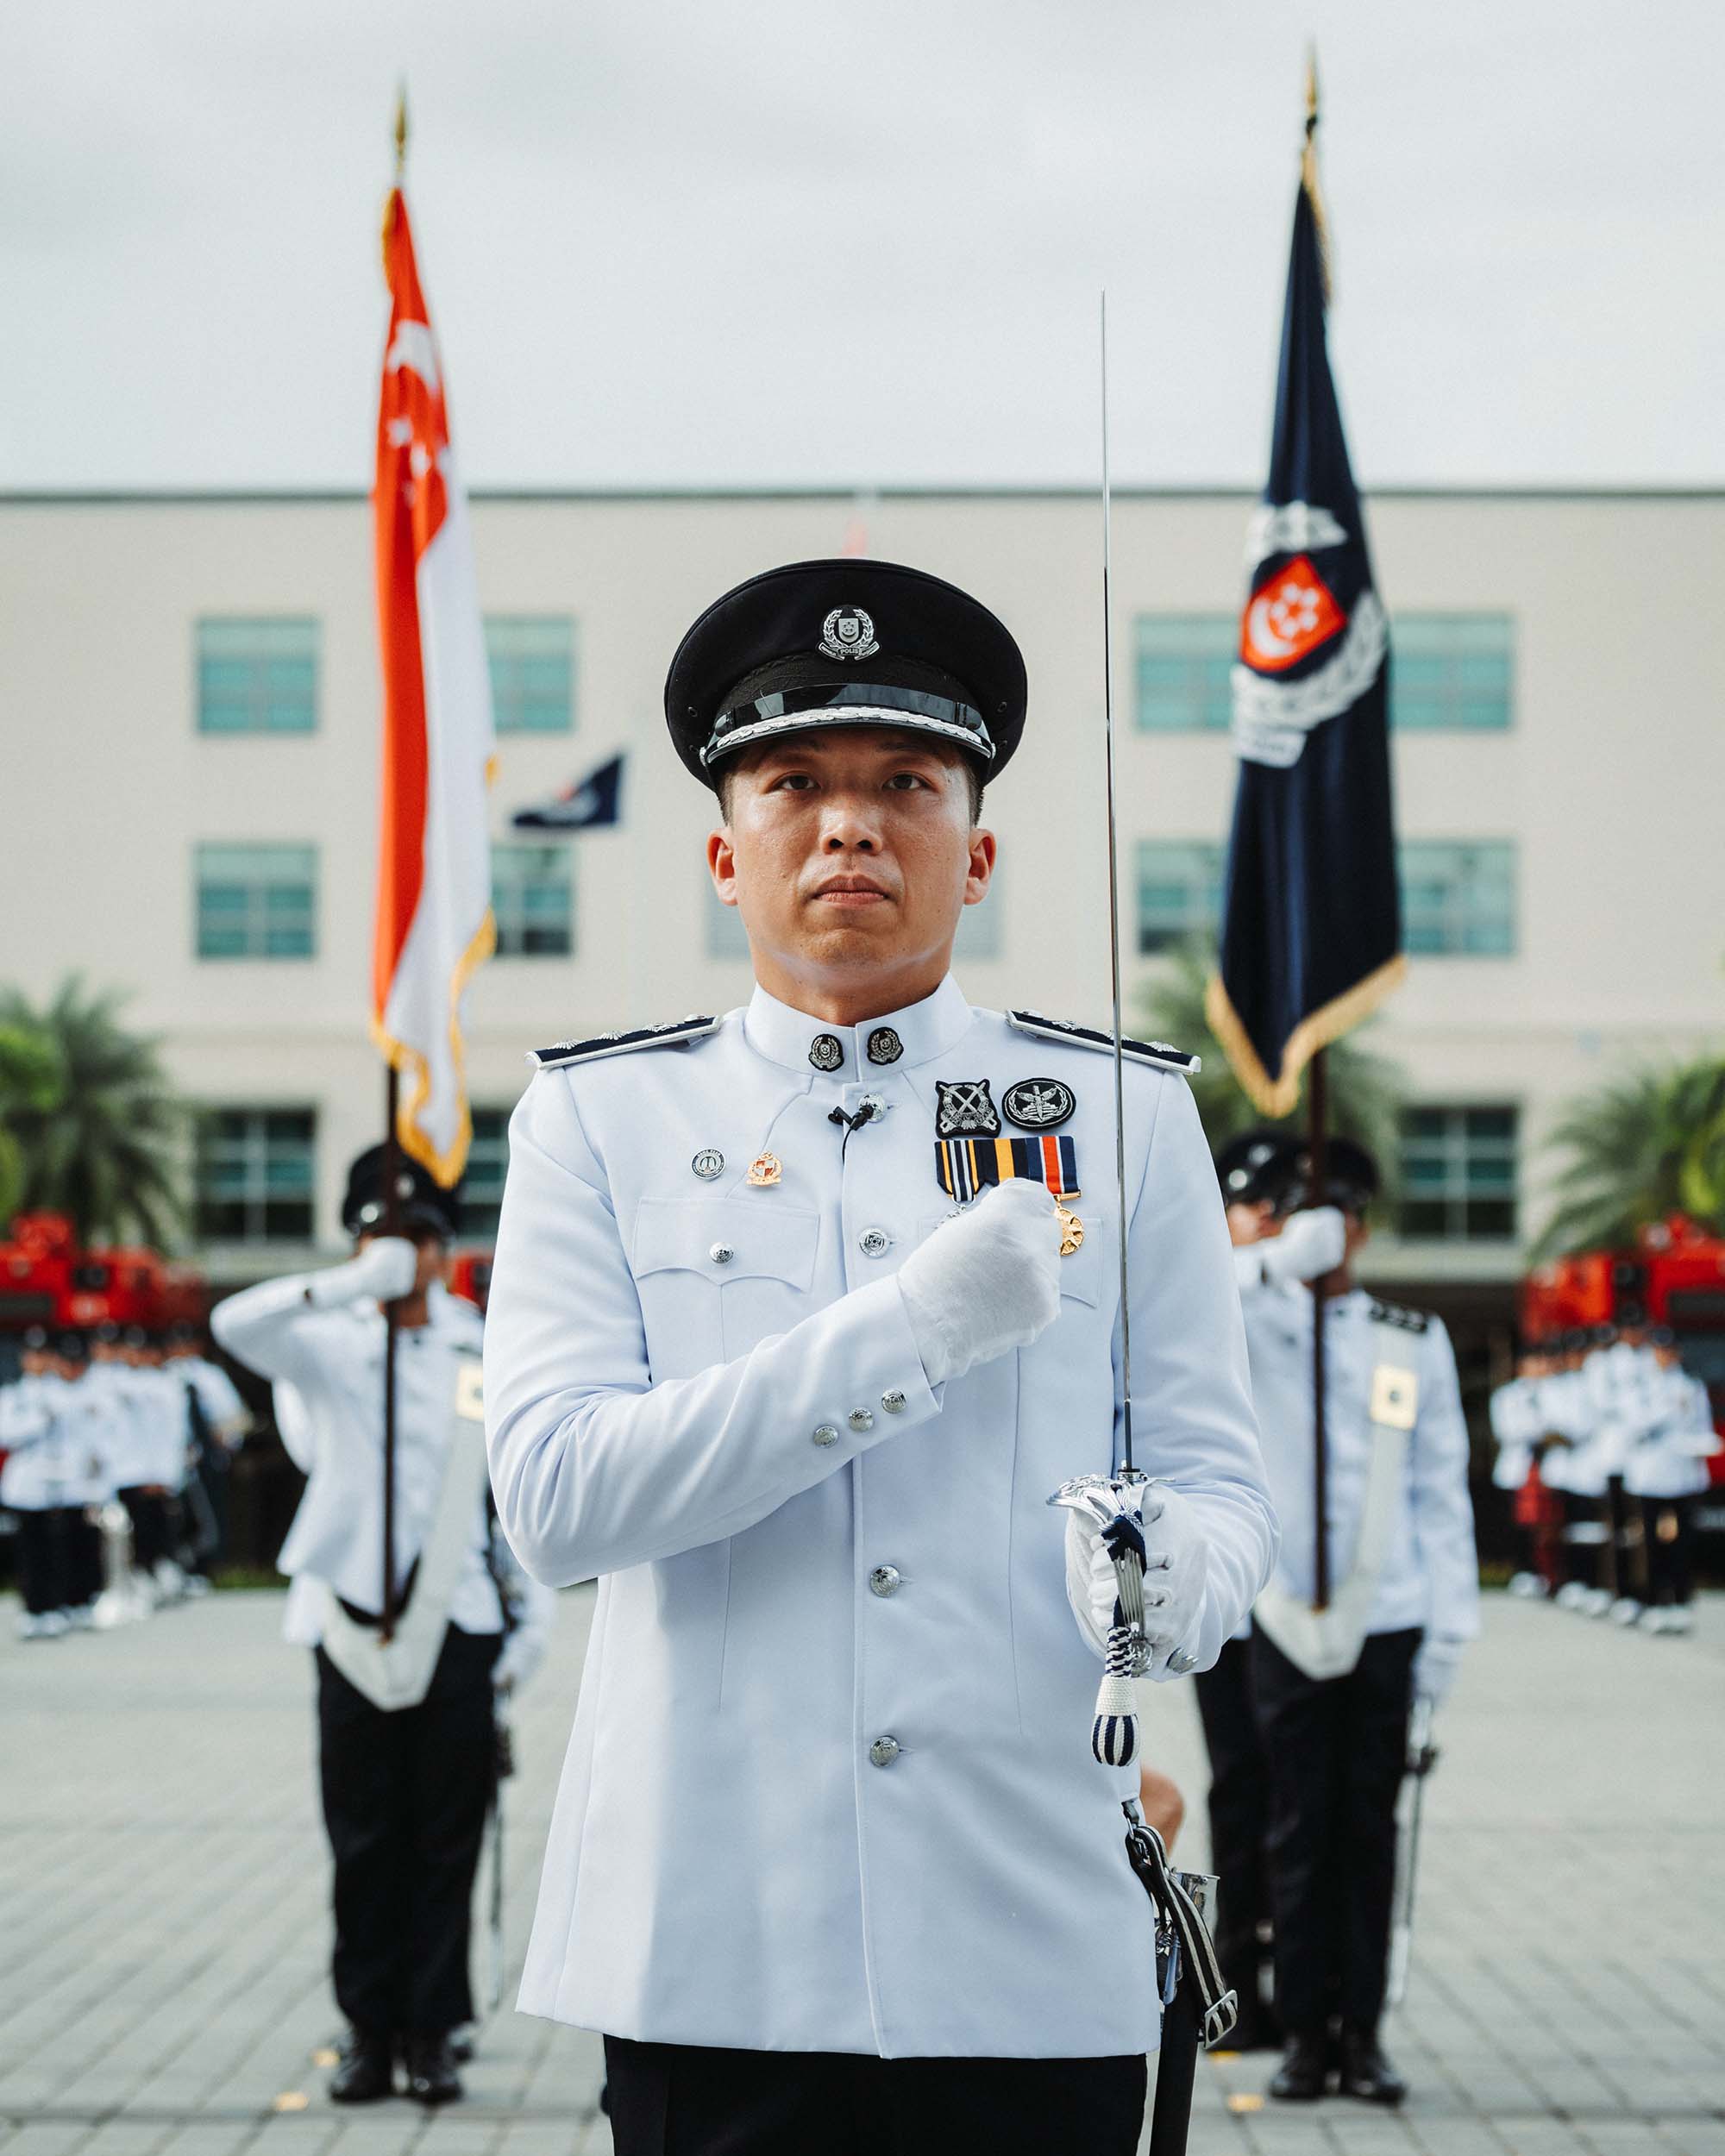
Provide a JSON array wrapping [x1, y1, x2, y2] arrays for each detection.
[[630, 1198, 823, 1372]]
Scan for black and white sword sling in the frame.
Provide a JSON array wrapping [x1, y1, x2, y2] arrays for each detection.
[[1045, 298, 1237, 2155]]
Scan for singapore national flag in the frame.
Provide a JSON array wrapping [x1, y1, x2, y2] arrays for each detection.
[[371, 187, 495, 1184]]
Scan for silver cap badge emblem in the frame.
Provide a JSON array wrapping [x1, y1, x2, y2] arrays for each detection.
[[819, 606, 879, 661]]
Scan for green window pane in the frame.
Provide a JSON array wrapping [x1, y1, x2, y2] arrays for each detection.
[[195, 844, 317, 961], [197, 619, 318, 734], [1397, 842, 1515, 958], [1395, 1104, 1520, 1242], [486, 617, 576, 733], [1389, 616, 1512, 730], [1133, 617, 1235, 732]]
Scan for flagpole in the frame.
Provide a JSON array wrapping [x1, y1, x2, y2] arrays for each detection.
[[380, 1065, 402, 1639], [377, 83, 408, 1646], [1309, 1048, 1330, 1611]]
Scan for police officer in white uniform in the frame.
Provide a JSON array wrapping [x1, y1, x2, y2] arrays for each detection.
[[212, 1148, 505, 2109], [1237, 1138, 1477, 2107], [483, 560, 1276, 2155]]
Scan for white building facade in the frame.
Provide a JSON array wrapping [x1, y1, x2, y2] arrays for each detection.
[[2, 487, 1721, 1307]]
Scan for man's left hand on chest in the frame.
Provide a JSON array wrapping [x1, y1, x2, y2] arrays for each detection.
[[1063, 1483, 1211, 1676]]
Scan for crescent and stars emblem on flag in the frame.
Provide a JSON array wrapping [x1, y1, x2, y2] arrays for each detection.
[[1240, 554, 1345, 674]]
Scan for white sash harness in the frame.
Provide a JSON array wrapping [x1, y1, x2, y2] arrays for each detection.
[[317, 1354, 490, 1712], [1253, 1313, 1418, 1681]]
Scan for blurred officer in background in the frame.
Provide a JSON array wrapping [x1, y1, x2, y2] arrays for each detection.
[[214, 1147, 518, 2110], [1238, 1137, 1477, 2108]]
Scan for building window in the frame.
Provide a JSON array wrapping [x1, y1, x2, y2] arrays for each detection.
[[462, 1107, 511, 1239], [1391, 615, 1512, 730], [1136, 842, 1223, 953], [196, 619, 317, 734], [197, 1108, 316, 1243], [953, 864, 1003, 962], [195, 843, 317, 959], [492, 843, 573, 956], [486, 617, 575, 733], [1399, 1106, 1519, 1240], [1134, 617, 1235, 732], [705, 882, 752, 962], [1398, 841, 1515, 956]]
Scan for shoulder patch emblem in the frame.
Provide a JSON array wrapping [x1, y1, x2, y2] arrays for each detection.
[[529, 1014, 718, 1071], [1007, 1010, 1201, 1077], [1367, 1298, 1431, 1336]]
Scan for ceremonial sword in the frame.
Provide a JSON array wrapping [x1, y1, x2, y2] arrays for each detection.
[[1046, 303, 1239, 2150], [1388, 1693, 1440, 2008]]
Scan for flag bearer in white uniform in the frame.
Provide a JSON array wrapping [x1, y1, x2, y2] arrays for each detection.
[[1237, 1137, 1477, 2109], [213, 1148, 507, 2110], [483, 559, 1276, 2156], [1627, 1326, 1718, 1634]]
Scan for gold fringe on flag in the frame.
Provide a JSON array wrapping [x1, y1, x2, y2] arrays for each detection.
[[1205, 955, 1406, 1119]]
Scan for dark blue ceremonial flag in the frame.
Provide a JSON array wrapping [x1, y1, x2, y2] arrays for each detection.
[[511, 752, 624, 832], [1205, 177, 1403, 1115]]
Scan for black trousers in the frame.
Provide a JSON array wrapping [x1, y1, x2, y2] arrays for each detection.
[[1641, 1496, 1696, 1607], [119, 1488, 176, 1571], [315, 1624, 500, 2039], [1193, 1633, 1273, 2003], [1250, 1626, 1420, 2036], [64, 1509, 102, 1608], [603, 2038, 1147, 2156], [10, 1507, 70, 1614]]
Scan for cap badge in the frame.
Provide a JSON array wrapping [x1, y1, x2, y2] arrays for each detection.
[[819, 606, 879, 661]]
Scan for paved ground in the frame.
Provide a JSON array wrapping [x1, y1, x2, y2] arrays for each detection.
[[2, 1588, 1722, 2156]]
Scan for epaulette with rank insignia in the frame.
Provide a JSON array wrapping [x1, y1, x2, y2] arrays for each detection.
[[1008, 1010, 1200, 1077], [529, 1014, 718, 1071], [1366, 1297, 1431, 1336]]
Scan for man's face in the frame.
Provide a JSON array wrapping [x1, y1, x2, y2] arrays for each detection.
[[707, 729, 993, 991]]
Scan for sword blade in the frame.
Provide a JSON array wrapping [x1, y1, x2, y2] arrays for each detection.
[[1099, 291, 1135, 1477]]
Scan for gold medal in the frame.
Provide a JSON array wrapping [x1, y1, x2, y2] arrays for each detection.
[[747, 1152, 782, 1188], [1055, 1200, 1084, 1257]]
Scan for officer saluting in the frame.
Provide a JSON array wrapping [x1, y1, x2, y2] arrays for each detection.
[[212, 1148, 504, 2109], [484, 560, 1276, 2153], [1235, 1138, 1477, 2107]]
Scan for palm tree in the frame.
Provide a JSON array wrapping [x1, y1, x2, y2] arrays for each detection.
[[1535, 1057, 1725, 1259], [1137, 942, 1408, 1205], [0, 978, 185, 1247], [0, 1022, 63, 1226]]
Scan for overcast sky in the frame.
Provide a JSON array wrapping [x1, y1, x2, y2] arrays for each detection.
[[3, 0, 1721, 492]]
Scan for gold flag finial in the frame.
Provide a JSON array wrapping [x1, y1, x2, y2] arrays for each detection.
[[392, 82, 409, 179], [1300, 45, 1333, 304]]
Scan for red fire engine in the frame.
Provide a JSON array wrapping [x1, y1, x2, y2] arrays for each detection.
[[1521, 1214, 1725, 1482], [0, 1213, 206, 1337]]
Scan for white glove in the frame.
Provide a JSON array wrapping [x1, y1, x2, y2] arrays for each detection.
[[1260, 1206, 1346, 1285], [306, 1237, 418, 1309], [896, 1180, 1063, 1385], [1063, 1482, 1211, 1676], [1413, 1634, 1465, 1707]]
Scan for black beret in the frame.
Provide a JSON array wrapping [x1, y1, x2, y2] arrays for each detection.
[[54, 1331, 88, 1362], [664, 558, 1027, 788], [1214, 1128, 1301, 1207], [342, 1144, 461, 1241]]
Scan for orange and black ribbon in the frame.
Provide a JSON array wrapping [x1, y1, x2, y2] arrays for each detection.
[[936, 1133, 1077, 1203]]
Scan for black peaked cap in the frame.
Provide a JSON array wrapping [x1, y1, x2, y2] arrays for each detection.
[[664, 558, 1027, 788], [1214, 1127, 1302, 1206], [342, 1144, 462, 1241]]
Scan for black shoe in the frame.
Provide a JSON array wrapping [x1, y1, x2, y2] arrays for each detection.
[[447, 2022, 475, 2064], [402, 2034, 463, 2106], [1270, 2031, 1332, 2101], [329, 2031, 394, 2103], [1337, 2026, 1407, 2105]]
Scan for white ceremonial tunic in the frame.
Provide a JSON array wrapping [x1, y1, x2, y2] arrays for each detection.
[[211, 1279, 502, 1643], [484, 976, 1275, 2059], [1238, 1282, 1479, 1644], [1625, 1365, 1718, 1500], [1488, 1376, 1543, 1491]]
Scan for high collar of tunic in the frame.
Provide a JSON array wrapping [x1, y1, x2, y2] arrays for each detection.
[[743, 973, 975, 1077]]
